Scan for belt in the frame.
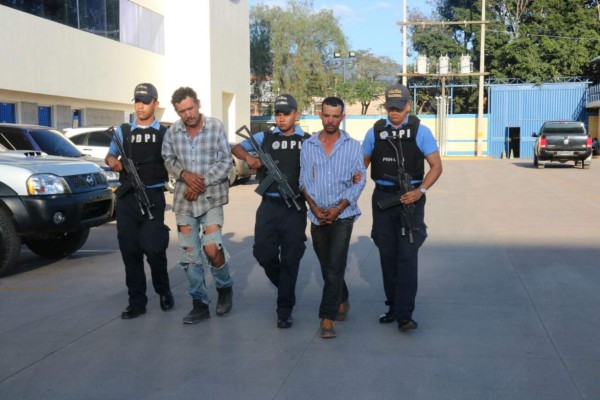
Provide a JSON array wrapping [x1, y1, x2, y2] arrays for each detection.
[[375, 184, 398, 193], [262, 195, 288, 205], [375, 183, 421, 193]]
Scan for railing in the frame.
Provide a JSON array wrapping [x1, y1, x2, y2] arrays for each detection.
[[587, 83, 600, 104]]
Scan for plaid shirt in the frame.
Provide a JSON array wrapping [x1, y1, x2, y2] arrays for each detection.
[[162, 115, 230, 217]]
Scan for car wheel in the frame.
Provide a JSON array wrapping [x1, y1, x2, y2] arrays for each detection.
[[25, 228, 90, 258], [0, 208, 22, 276], [533, 154, 538, 167], [535, 156, 545, 169], [166, 175, 176, 193], [228, 159, 238, 186]]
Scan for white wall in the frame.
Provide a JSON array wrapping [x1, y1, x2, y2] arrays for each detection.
[[162, 0, 250, 140], [0, 5, 164, 107], [0, 0, 250, 133]]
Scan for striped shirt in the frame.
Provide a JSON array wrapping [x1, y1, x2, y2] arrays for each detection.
[[299, 130, 366, 225], [162, 116, 230, 217]]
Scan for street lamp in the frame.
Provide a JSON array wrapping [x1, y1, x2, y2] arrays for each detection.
[[333, 51, 356, 82]]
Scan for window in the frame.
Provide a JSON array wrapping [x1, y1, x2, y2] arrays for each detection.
[[38, 106, 52, 127], [88, 131, 111, 146], [1, 0, 163, 53], [28, 129, 82, 157], [0, 129, 35, 150], [69, 133, 88, 145], [119, 1, 164, 54], [0, 103, 16, 123]]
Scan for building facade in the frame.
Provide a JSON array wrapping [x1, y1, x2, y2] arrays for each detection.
[[0, 0, 250, 141]]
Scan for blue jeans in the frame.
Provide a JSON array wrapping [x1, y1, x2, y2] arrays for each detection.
[[310, 217, 355, 320], [175, 206, 232, 304]]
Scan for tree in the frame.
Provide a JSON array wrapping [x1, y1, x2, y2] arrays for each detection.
[[250, 0, 348, 112], [410, 0, 600, 83], [336, 50, 399, 114]]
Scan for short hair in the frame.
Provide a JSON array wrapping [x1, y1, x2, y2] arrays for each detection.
[[321, 96, 345, 113], [171, 87, 199, 108]]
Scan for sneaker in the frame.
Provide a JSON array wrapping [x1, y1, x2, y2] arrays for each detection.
[[398, 318, 418, 332], [183, 300, 210, 324], [216, 286, 233, 316], [336, 300, 351, 321], [320, 318, 336, 338]]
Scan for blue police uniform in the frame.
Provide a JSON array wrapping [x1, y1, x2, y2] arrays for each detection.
[[240, 125, 310, 322], [363, 114, 438, 325]]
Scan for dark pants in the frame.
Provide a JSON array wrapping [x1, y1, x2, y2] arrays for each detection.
[[116, 188, 171, 307], [311, 217, 354, 320], [253, 197, 307, 319], [371, 188, 427, 321]]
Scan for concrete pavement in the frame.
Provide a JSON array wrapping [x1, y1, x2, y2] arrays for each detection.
[[1, 159, 599, 399]]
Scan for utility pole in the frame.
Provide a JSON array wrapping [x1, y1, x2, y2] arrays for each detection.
[[402, 0, 407, 86], [397, 0, 488, 157], [476, 0, 486, 157]]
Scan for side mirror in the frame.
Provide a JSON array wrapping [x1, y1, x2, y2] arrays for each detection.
[[532, 132, 538, 137]]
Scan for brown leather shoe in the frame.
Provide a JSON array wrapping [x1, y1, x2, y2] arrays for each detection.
[[336, 300, 351, 321], [320, 318, 336, 338]]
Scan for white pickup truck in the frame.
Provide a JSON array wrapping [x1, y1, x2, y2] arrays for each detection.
[[0, 147, 114, 276]]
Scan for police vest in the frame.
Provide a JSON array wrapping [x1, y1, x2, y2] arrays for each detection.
[[256, 129, 311, 193], [370, 116, 425, 182], [119, 123, 168, 186]]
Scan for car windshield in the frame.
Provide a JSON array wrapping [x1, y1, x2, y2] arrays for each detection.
[[542, 124, 585, 135], [28, 129, 83, 157]]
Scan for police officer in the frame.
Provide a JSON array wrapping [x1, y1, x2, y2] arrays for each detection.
[[105, 83, 173, 319], [232, 94, 310, 328], [362, 84, 442, 331]]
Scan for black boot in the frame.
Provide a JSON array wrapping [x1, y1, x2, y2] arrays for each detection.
[[182, 300, 210, 324], [216, 286, 233, 316]]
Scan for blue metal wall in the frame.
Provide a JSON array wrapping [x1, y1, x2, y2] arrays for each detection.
[[38, 106, 52, 127], [0, 103, 16, 123], [488, 83, 588, 158]]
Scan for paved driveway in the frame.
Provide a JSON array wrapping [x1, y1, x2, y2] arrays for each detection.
[[1, 159, 599, 399]]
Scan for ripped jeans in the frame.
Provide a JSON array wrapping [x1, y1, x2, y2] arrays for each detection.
[[175, 206, 233, 304]]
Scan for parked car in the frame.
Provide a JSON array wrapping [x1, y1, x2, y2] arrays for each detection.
[[0, 123, 120, 189], [64, 126, 255, 191], [532, 121, 593, 169], [63, 126, 114, 159], [0, 147, 114, 276]]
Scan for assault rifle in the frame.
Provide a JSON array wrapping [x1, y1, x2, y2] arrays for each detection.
[[105, 126, 155, 220], [235, 125, 302, 211], [375, 124, 417, 243]]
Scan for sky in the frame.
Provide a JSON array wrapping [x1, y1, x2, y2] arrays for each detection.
[[249, 0, 434, 65]]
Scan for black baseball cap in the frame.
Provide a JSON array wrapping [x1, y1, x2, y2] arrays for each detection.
[[274, 94, 298, 114], [133, 83, 158, 103], [384, 84, 411, 110]]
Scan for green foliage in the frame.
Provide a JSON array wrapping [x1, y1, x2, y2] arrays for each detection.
[[412, 0, 600, 82], [249, 0, 348, 111], [406, 0, 600, 112], [338, 79, 387, 115]]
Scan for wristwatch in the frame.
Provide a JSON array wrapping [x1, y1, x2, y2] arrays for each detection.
[[419, 186, 427, 195]]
